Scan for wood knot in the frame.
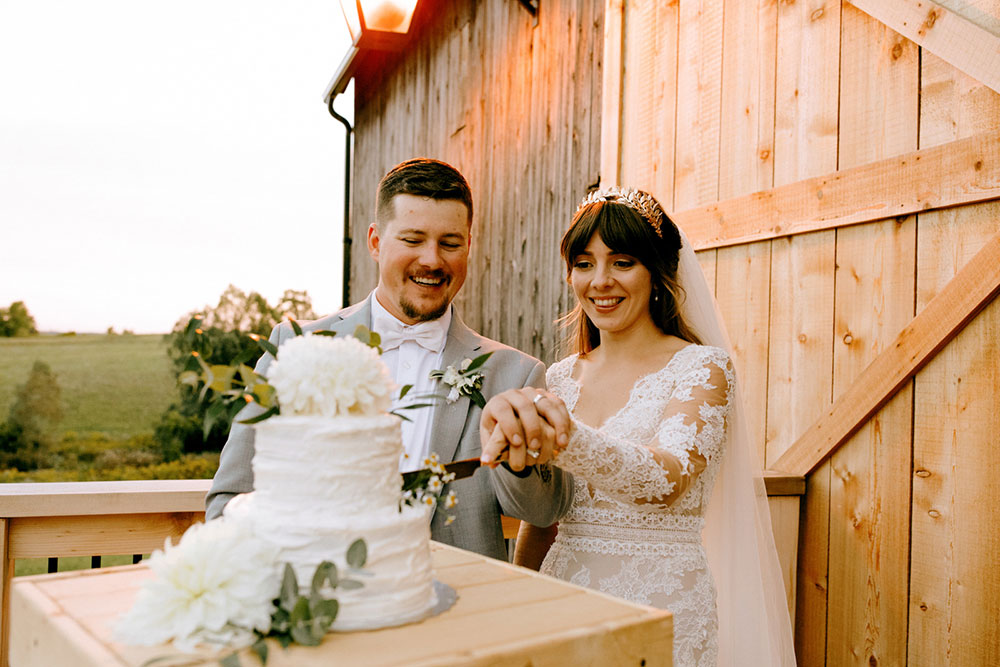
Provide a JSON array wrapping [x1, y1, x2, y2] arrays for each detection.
[[928, 509, 941, 519], [816, 188, 824, 199], [915, 469, 931, 478], [870, 656, 879, 667], [810, 7, 824, 20], [759, 149, 770, 160], [919, 602, 928, 611], [891, 42, 903, 60], [925, 9, 939, 29], [974, 160, 983, 171], [798, 333, 808, 343], [842, 333, 854, 345]]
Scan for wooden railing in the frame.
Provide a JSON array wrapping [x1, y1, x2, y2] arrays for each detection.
[[0, 474, 804, 665]]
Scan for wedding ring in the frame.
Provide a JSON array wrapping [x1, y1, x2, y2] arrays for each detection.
[[526, 449, 541, 459], [532, 393, 544, 406]]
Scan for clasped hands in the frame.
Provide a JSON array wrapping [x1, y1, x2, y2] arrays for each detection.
[[479, 387, 571, 472]]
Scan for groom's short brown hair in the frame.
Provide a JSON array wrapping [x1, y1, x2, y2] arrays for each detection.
[[375, 158, 473, 229]]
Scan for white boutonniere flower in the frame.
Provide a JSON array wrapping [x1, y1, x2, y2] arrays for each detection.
[[429, 352, 492, 408]]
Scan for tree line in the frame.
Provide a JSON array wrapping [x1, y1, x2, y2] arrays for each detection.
[[1, 286, 316, 474]]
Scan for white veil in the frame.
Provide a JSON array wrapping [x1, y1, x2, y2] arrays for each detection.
[[675, 229, 797, 665]]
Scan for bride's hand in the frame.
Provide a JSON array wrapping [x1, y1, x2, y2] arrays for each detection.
[[480, 388, 570, 470]]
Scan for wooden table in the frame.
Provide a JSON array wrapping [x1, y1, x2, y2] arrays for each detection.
[[10, 542, 672, 666]]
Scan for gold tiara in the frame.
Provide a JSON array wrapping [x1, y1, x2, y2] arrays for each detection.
[[576, 186, 665, 238]]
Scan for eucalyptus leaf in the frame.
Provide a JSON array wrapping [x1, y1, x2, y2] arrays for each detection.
[[398, 384, 413, 400], [219, 652, 242, 667], [239, 406, 280, 425], [388, 410, 413, 422], [208, 365, 237, 393], [251, 384, 276, 409], [310, 598, 339, 622], [311, 615, 334, 637], [470, 389, 486, 409], [288, 317, 303, 337], [251, 639, 268, 665], [346, 539, 367, 568], [338, 579, 364, 591], [313, 330, 337, 337], [290, 624, 321, 647], [276, 634, 292, 649], [310, 561, 337, 596], [227, 397, 249, 422], [203, 400, 227, 439], [290, 597, 311, 625], [279, 564, 299, 612]]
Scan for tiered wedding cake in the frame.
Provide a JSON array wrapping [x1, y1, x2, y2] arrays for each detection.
[[227, 334, 438, 631]]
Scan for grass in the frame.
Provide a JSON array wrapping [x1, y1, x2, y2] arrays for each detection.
[[15, 555, 141, 577], [0, 334, 175, 438]]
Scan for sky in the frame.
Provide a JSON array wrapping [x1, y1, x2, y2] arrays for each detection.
[[0, 0, 353, 334]]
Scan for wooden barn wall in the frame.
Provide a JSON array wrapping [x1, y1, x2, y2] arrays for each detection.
[[348, 0, 603, 363], [608, 0, 1000, 665]]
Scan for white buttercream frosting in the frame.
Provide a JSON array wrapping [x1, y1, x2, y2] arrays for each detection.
[[234, 413, 436, 631]]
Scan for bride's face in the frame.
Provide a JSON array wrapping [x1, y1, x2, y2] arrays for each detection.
[[570, 233, 653, 335]]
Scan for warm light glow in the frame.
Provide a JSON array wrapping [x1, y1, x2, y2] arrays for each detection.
[[338, 0, 363, 42], [359, 0, 418, 33]]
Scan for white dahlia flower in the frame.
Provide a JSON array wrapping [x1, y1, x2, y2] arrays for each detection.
[[267, 334, 394, 417], [113, 517, 280, 652]]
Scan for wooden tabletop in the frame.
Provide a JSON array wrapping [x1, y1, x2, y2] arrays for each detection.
[[11, 542, 672, 666]]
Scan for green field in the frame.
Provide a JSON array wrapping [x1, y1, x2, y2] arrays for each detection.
[[0, 334, 175, 438]]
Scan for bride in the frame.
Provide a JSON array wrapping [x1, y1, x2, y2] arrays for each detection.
[[480, 187, 795, 666]]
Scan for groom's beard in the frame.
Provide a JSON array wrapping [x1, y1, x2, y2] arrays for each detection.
[[400, 271, 452, 321], [401, 297, 449, 322]]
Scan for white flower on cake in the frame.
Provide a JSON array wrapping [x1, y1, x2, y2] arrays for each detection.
[[114, 518, 280, 652], [267, 334, 394, 417]]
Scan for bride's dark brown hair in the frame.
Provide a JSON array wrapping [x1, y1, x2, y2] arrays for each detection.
[[559, 196, 702, 355]]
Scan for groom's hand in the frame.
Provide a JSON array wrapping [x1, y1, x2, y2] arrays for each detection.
[[480, 388, 570, 471]]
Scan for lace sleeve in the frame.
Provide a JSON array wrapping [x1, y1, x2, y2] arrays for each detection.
[[554, 350, 734, 505]]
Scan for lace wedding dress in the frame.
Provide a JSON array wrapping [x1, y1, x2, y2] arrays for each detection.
[[540, 344, 734, 667]]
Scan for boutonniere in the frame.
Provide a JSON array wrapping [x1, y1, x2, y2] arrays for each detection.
[[429, 352, 492, 408]]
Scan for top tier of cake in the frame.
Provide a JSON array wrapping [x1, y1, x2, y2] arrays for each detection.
[[251, 414, 403, 516]]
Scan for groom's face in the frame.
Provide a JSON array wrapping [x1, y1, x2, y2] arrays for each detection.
[[367, 193, 471, 325]]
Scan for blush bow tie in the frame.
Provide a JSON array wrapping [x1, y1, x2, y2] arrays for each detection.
[[379, 322, 447, 352]]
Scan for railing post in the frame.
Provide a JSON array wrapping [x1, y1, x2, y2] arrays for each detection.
[[1, 517, 12, 667]]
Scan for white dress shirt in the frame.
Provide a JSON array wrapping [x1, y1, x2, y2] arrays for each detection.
[[370, 295, 451, 472]]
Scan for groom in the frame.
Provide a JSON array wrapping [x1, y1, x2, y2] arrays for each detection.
[[206, 158, 572, 560]]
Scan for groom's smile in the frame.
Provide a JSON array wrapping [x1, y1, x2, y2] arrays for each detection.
[[368, 194, 470, 325]]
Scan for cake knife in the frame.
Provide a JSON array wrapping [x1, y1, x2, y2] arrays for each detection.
[[401, 456, 483, 486]]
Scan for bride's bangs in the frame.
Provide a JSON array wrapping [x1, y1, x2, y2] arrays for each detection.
[[561, 202, 653, 269]]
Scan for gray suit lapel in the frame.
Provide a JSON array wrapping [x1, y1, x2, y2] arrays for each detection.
[[429, 310, 483, 465]]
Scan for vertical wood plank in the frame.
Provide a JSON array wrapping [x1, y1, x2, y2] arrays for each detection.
[[912, 6, 1000, 658], [910, 203, 1000, 667], [672, 0, 724, 210], [825, 6, 919, 665], [719, 0, 778, 198], [715, 241, 771, 465], [771, 2, 841, 664], [599, 0, 624, 187], [619, 0, 679, 208]]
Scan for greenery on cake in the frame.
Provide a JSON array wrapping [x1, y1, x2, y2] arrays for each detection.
[[114, 517, 368, 665]]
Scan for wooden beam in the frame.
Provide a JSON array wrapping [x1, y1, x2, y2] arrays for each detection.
[[848, 0, 1000, 96], [599, 0, 624, 187], [772, 227, 1000, 476], [0, 480, 210, 518], [8, 513, 204, 559], [674, 130, 1000, 250]]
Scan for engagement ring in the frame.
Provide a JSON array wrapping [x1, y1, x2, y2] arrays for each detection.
[[532, 393, 544, 405], [526, 449, 541, 459]]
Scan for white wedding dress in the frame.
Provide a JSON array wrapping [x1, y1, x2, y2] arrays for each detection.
[[540, 344, 734, 667]]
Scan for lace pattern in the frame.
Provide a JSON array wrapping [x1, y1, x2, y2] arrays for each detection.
[[542, 345, 733, 667]]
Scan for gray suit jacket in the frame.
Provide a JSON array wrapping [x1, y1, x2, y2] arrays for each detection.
[[206, 295, 573, 560]]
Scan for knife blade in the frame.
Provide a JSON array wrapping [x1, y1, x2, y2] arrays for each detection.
[[401, 456, 484, 487]]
